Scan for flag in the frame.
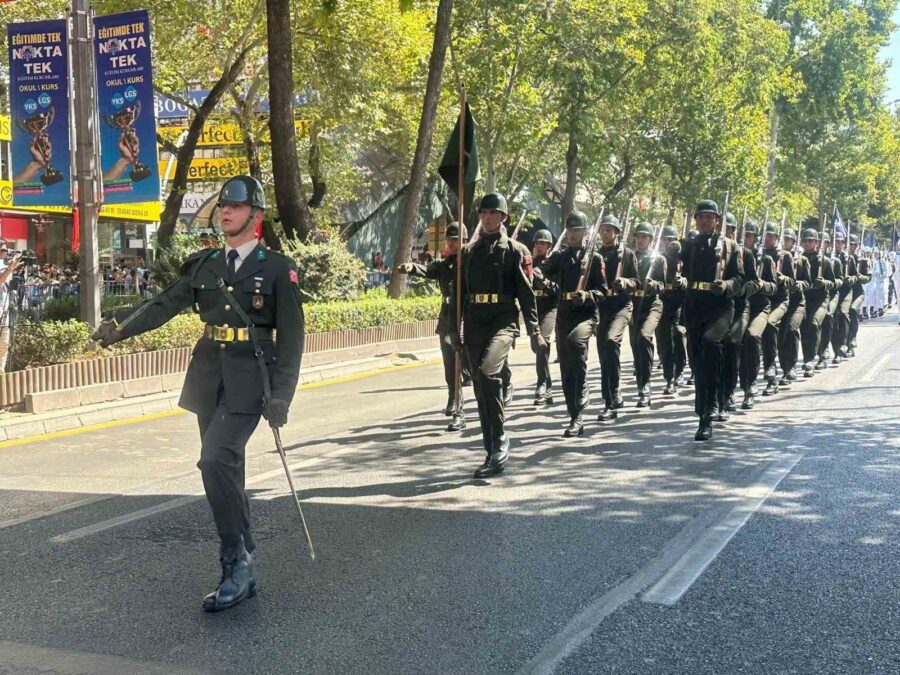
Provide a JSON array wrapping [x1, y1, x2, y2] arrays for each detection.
[[865, 231, 877, 249], [831, 205, 847, 239], [438, 102, 480, 222], [891, 224, 899, 252]]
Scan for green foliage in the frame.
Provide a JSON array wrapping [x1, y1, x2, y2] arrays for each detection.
[[281, 234, 368, 302], [304, 295, 442, 333], [40, 296, 80, 322], [9, 320, 93, 371]]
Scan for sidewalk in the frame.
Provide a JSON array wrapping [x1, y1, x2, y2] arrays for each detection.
[[0, 347, 442, 443]]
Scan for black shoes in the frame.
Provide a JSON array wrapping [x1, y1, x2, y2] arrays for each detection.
[[543, 387, 554, 405], [762, 379, 778, 396], [564, 415, 584, 437], [474, 436, 510, 478], [534, 385, 554, 405], [742, 392, 755, 409], [802, 361, 815, 377], [636, 386, 651, 409], [663, 380, 677, 396], [447, 412, 466, 432], [815, 357, 828, 370], [724, 396, 737, 413], [598, 398, 623, 422], [716, 408, 729, 422], [503, 384, 515, 408], [202, 549, 256, 613], [695, 418, 712, 441]]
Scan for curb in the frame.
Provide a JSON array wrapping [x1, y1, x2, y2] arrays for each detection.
[[0, 347, 441, 444]]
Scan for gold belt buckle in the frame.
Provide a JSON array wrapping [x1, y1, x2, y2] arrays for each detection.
[[213, 326, 234, 341]]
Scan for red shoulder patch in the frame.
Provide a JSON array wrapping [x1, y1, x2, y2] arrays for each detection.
[[289, 269, 299, 285]]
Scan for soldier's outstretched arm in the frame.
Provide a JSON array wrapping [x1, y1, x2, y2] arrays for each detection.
[[93, 274, 195, 347]]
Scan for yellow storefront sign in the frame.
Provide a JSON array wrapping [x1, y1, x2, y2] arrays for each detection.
[[158, 120, 311, 147], [0, 179, 161, 222], [0, 116, 10, 142], [158, 156, 249, 183]]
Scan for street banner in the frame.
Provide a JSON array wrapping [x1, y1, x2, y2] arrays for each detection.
[[7, 19, 71, 206], [94, 9, 159, 204]]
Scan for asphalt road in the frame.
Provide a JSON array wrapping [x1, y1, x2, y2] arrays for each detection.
[[0, 314, 899, 674]]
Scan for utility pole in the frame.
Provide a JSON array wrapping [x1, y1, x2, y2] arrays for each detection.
[[70, 0, 101, 327]]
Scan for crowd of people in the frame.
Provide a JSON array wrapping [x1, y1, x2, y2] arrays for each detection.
[[400, 194, 897, 478]]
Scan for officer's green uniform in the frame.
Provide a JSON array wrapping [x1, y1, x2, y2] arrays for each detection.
[[538, 211, 605, 436], [404, 222, 471, 419], [848, 236, 870, 355], [800, 230, 836, 374], [831, 234, 854, 362], [595, 215, 640, 421], [719, 237, 759, 415], [656, 227, 687, 394], [778, 231, 810, 386], [679, 200, 744, 440], [458, 193, 539, 476], [762, 224, 792, 395], [738, 222, 777, 409], [629, 223, 666, 407], [93, 176, 304, 613], [532, 229, 559, 404]]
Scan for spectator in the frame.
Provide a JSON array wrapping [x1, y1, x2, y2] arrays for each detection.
[[0, 248, 22, 373]]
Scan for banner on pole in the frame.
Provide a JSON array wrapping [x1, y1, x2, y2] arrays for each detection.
[[94, 9, 159, 205], [7, 20, 71, 206]]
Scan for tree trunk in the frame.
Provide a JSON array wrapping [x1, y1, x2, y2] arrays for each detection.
[[387, 0, 454, 299], [157, 45, 255, 249], [308, 121, 327, 209], [266, 0, 311, 241], [562, 123, 579, 219]]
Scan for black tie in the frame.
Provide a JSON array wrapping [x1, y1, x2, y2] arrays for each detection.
[[227, 249, 239, 280]]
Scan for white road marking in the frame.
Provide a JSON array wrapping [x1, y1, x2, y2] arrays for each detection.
[[518, 452, 802, 675], [860, 352, 892, 383], [642, 452, 802, 605], [0, 639, 205, 675]]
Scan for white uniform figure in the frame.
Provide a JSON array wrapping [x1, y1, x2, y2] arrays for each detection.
[[869, 251, 886, 316], [892, 251, 900, 320]]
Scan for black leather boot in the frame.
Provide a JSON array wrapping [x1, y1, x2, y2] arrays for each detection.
[[503, 384, 515, 408], [564, 414, 584, 437], [694, 417, 713, 441], [202, 548, 256, 613], [474, 436, 509, 478]]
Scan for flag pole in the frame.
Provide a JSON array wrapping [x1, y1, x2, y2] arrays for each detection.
[[454, 88, 466, 419]]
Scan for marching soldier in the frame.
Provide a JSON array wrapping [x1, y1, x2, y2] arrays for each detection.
[[537, 211, 605, 436], [531, 229, 558, 406], [656, 226, 688, 395], [738, 221, 777, 409], [761, 222, 791, 396], [92, 176, 305, 612], [720, 219, 759, 417], [396, 221, 470, 431], [679, 199, 743, 441], [595, 214, 640, 422], [629, 222, 666, 408], [831, 230, 854, 363], [454, 193, 543, 478], [848, 235, 870, 354], [800, 229, 835, 377], [777, 228, 810, 388], [818, 232, 842, 369]]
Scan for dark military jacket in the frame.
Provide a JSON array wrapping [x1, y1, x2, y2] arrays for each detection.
[[852, 254, 870, 297], [680, 232, 744, 308], [747, 249, 778, 313], [539, 245, 605, 324], [458, 229, 539, 341], [408, 255, 460, 335], [829, 254, 844, 300], [633, 249, 666, 316], [112, 243, 305, 417], [788, 251, 812, 306], [660, 246, 685, 308], [734, 248, 760, 315], [802, 251, 835, 304], [834, 251, 854, 300], [532, 253, 560, 315], [597, 243, 640, 312]]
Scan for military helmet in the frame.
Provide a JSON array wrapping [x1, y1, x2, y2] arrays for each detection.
[[724, 211, 737, 228], [565, 210, 588, 230], [661, 225, 678, 239], [218, 175, 266, 210], [744, 220, 759, 236], [694, 199, 720, 217], [849, 234, 860, 245], [801, 228, 820, 241], [533, 229, 553, 244], [633, 221, 654, 237], [834, 230, 846, 241], [600, 214, 621, 231], [479, 192, 508, 214], [784, 227, 797, 240], [820, 231, 831, 243], [445, 221, 468, 240], [764, 221, 778, 235]]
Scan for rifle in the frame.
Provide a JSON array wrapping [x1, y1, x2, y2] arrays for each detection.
[[510, 211, 529, 241], [739, 205, 748, 244], [681, 210, 691, 240], [757, 207, 769, 268], [714, 191, 730, 281], [615, 198, 635, 283], [576, 207, 606, 291]]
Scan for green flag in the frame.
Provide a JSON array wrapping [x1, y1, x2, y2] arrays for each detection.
[[438, 102, 480, 221]]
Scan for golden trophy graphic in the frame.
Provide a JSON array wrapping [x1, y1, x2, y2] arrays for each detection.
[[15, 107, 64, 187], [104, 100, 151, 182]]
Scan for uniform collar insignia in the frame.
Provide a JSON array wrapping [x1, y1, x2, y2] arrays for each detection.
[[256, 248, 267, 261]]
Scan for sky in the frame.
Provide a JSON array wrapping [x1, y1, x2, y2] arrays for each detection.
[[884, 7, 900, 104]]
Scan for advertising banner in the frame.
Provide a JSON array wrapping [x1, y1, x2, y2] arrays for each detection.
[[94, 9, 159, 204], [7, 20, 71, 206]]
